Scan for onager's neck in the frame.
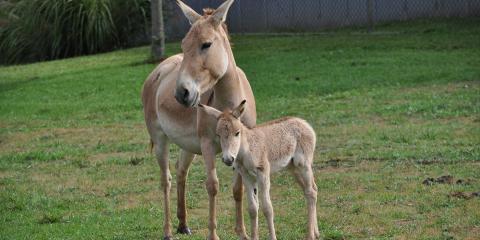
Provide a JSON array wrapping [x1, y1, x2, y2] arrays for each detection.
[[213, 30, 243, 109]]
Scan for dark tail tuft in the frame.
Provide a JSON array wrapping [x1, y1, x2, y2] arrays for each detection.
[[149, 139, 154, 154]]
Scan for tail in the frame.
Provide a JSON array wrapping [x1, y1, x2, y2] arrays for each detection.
[[149, 139, 154, 154]]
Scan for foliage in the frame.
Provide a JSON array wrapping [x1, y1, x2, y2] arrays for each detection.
[[0, 0, 150, 64]]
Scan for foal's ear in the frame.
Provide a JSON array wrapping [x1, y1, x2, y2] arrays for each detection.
[[212, 0, 234, 24], [198, 104, 222, 119], [177, 0, 201, 25], [232, 100, 246, 119]]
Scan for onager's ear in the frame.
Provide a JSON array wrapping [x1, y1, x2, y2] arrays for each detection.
[[177, 0, 201, 25], [198, 104, 222, 119], [232, 100, 246, 119], [212, 0, 234, 24]]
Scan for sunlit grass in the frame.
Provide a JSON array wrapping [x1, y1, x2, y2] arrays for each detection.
[[0, 18, 479, 239]]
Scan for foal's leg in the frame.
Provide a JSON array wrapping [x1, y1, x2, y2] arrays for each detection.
[[244, 180, 259, 240], [175, 150, 195, 234], [296, 165, 318, 240], [154, 135, 173, 240], [232, 172, 248, 240], [291, 167, 319, 239], [258, 171, 277, 240], [200, 138, 220, 240]]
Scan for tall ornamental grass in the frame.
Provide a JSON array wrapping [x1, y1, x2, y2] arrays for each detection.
[[0, 0, 149, 64]]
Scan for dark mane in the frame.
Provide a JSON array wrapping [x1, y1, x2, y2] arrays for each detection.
[[203, 8, 230, 40], [202, 8, 215, 16]]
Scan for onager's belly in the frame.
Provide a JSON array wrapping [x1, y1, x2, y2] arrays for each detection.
[[156, 113, 202, 154]]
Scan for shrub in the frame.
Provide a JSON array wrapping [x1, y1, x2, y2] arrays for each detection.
[[0, 0, 150, 64]]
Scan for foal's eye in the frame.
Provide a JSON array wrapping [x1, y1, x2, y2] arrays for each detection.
[[235, 131, 240, 137], [201, 42, 212, 50]]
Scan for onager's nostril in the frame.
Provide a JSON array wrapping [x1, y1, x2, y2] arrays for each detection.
[[183, 88, 189, 101]]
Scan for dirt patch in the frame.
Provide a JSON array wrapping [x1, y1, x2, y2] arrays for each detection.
[[449, 191, 480, 199], [415, 159, 441, 165], [320, 158, 354, 168], [422, 175, 473, 185]]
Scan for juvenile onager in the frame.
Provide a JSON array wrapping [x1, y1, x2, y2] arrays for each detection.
[[199, 101, 320, 240], [141, 1, 255, 239]]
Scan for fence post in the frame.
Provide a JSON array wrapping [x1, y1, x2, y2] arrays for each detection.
[[367, 0, 374, 32]]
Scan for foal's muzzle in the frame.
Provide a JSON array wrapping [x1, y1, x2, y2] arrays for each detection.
[[222, 155, 235, 167]]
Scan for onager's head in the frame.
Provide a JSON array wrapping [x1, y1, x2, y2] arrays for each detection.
[[175, 0, 235, 107], [199, 100, 246, 166]]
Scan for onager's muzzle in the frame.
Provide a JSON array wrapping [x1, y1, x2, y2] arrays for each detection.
[[175, 82, 200, 107]]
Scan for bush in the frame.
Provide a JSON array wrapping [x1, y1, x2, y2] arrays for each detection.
[[0, 0, 150, 65]]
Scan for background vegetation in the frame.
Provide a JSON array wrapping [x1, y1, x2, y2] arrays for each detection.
[[0, 18, 479, 239], [0, 0, 150, 64]]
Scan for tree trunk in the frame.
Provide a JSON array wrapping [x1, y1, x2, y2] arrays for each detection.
[[151, 0, 165, 61]]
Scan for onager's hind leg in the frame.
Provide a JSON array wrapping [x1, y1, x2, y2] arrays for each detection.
[[233, 172, 248, 240], [175, 150, 195, 234], [154, 135, 173, 240], [294, 165, 319, 240]]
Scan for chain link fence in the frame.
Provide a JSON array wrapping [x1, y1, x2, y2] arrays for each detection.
[[165, 0, 480, 38]]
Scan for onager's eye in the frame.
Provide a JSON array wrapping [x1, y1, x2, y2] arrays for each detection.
[[235, 131, 240, 137], [201, 42, 212, 50]]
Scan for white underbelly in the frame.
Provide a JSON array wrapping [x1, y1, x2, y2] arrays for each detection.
[[157, 116, 202, 154], [270, 156, 292, 173]]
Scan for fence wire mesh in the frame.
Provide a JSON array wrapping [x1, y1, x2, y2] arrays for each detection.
[[165, 0, 480, 38]]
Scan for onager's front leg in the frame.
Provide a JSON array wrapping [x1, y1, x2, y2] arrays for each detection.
[[233, 172, 248, 240], [200, 138, 220, 240], [175, 150, 195, 234], [258, 171, 277, 240], [154, 136, 173, 240]]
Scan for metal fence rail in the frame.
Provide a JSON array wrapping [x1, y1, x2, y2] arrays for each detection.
[[165, 0, 480, 38]]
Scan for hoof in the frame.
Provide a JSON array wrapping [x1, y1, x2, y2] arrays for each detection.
[[163, 236, 173, 240], [177, 225, 192, 235], [208, 233, 220, 240]]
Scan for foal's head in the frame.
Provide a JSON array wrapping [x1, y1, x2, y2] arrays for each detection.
[[199, 100, 246, 166], [175, 0, 235, 107]]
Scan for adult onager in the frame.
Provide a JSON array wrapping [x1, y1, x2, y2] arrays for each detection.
[[199, 101, 320, 240], [141, 1, 256, 239]]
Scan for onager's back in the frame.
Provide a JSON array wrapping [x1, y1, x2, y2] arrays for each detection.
[[199, 101, 319, 240]]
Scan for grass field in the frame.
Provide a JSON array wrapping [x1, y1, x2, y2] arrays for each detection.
[[1, 18, 479, 239]]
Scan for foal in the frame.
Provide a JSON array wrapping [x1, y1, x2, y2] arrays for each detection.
[[199, 101, 320, 240]]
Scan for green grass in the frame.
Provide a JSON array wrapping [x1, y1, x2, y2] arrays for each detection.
[[1, 18, 480, 239]]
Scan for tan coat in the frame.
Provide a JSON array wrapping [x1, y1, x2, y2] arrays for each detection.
[[141, 1, 255, 239], [200, 102, 320, 240]]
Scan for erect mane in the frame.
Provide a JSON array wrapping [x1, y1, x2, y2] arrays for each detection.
[[202, 8, 215, 16], [202, 8, 230, 40]]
